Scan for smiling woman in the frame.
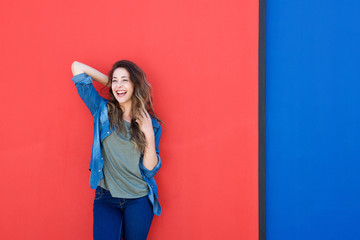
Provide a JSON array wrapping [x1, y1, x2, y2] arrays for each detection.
[[71, 60, 163, 240]]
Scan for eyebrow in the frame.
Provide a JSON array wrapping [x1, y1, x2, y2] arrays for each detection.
[[112, 76, 128, 79]]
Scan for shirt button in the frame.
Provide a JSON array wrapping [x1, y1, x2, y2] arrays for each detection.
[[107, 132, 109, 134], [98, 170, 101, 172]]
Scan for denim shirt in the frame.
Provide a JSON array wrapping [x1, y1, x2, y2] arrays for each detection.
[[72, 73, 162, 216]]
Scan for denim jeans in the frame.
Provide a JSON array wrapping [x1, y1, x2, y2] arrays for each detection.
[[93, 186, 154, 240]]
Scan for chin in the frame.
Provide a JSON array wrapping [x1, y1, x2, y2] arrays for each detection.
[[116, 98, 131, 105]]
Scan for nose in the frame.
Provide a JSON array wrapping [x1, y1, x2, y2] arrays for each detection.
[[114, 81, 122, 88]]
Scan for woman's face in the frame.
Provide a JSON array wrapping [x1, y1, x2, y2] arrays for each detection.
[[111, 67, 134, 107]]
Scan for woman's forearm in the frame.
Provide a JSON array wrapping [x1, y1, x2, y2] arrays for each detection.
[[142, 138, 158, 171], [71, 61, 109, 86]]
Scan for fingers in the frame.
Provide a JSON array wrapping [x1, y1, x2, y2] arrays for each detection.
[[140, 108, 150, 119], [136, 109, 150, 125], [144, 110, 151, 119]]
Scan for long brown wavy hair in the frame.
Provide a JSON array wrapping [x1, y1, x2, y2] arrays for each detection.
[[105, 60, 162, 153]]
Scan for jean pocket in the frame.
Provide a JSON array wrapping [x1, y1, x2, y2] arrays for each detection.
[[94, 187, 104, 200]]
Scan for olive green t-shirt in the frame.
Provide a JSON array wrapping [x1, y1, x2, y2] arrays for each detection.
[[98, 120, 149, 198]]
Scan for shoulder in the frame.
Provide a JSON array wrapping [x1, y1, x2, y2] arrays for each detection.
[[99, 99, 109, 112], [98, 99, 109, 117]]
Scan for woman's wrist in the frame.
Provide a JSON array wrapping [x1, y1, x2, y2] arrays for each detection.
[[145, 134, 155, 144]]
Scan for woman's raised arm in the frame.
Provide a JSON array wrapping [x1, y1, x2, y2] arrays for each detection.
[[71, 61, 110, 86]]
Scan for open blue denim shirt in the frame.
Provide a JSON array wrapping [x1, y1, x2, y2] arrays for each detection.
[[72, 73, 162, 216]]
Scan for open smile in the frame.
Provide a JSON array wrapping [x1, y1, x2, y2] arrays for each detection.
[[116, 90, 127, 97]]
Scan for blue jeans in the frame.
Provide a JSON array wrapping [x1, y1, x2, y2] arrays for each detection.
[[93, 186, 154, 240]]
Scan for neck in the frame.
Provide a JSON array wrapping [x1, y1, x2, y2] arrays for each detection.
[[120, 102, 132, 122]]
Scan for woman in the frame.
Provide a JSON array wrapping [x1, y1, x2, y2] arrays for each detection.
[[71, 60, 162, 240]]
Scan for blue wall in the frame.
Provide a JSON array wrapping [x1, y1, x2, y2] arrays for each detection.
[[266, 0, 360, 239]]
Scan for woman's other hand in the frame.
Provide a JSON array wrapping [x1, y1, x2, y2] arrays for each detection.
[[136, 110, 155, 141]]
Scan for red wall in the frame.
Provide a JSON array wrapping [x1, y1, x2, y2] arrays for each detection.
[[0, 0, 258, 239]]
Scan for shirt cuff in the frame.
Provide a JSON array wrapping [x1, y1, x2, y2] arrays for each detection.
[[139, 155, 162, 179], [72, 72, 92, 84]]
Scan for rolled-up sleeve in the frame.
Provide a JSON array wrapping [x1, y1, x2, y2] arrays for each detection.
[[72, 73, 104, 117]]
